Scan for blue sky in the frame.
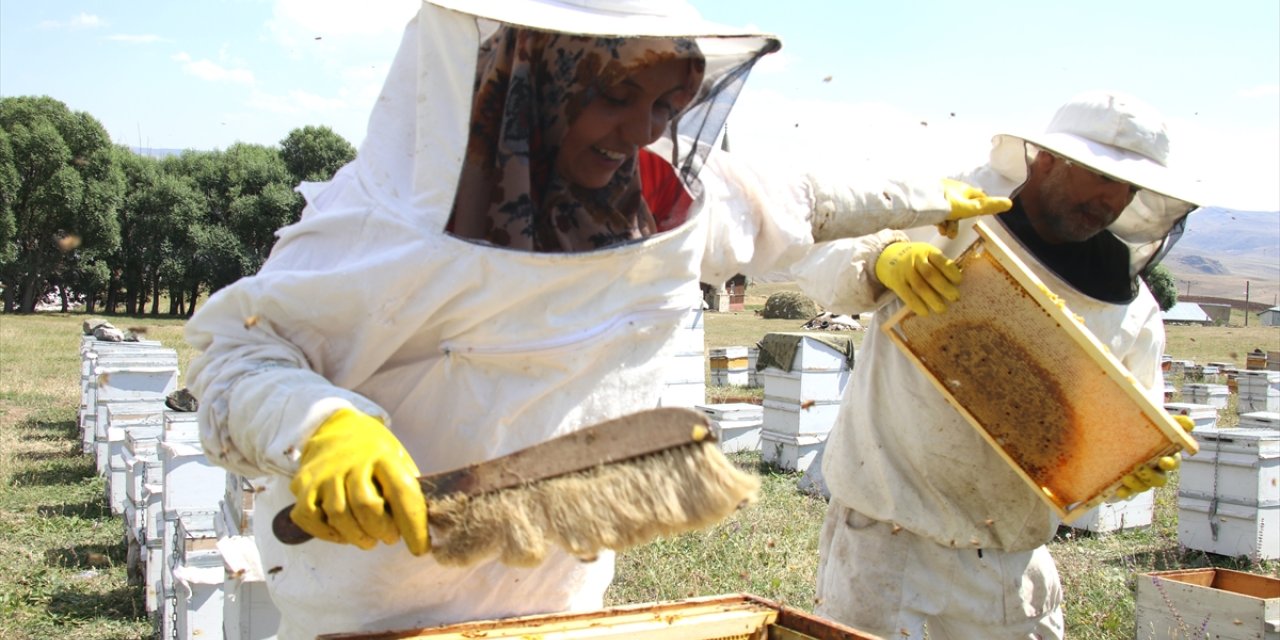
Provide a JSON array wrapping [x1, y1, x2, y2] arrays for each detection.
[[2, 1, 1277, 211]]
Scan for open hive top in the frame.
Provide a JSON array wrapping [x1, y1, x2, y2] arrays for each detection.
[[317, 593, 879, 639], [882, 221, 1198, 522]]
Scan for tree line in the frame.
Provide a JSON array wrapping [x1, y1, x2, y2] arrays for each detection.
[[0, 94, 1180, 316], [0, 95, 356, 315]]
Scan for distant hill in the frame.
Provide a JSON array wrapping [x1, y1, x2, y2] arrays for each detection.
[[1163, 207, 1279, 305], [130, 147, 188, 159]]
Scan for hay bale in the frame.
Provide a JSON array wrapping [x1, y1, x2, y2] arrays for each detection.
[[761, 291, 817, 320]]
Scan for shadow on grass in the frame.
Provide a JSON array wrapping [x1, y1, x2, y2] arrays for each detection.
[[20, 417, 80, 441], [21, 448, 87, 462], [46, 585, 148, 627], [38, 499, 110, 521], [12, 458, 97, 487], [45, 542, 128, 570]]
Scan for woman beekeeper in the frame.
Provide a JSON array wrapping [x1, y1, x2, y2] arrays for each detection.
[[185, 1, 1009, 637]]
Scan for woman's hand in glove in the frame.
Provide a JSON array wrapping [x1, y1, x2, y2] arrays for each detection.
[[1114, 415, 1194, 500], [289, 408, 430, 555], [875, 241, 962, 316], [936, 178, 1013, 238]]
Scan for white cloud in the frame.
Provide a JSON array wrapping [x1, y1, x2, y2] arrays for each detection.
[[1238, 84, 1280, 99], [107, 34, 168, 44], [39, 12, 106, 30], [172, 52, 256, 85]]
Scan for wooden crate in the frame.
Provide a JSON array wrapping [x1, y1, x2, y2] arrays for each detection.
[[1135, 568, 1279, 639], [881, 222, 1198, 523], [318, 593, 882, 639]]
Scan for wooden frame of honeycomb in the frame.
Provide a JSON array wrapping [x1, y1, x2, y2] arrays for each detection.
[[318, 593, 880, 639], [882, 221, 1198, 523]]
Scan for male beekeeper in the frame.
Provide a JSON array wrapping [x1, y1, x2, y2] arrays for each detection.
[[799, 90, 1202, 639], [183, 1, 1011, 638]]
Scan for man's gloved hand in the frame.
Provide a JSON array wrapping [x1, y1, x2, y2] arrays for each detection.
[[936, 178, 1014, 238], [1114, 414, 1195, 500], [875, 241, 962, 316], [290, 408, 430, 555]]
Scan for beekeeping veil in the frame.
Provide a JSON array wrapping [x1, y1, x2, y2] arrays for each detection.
[[988, 90, 1202, 278], [352, 0, 780, 250]]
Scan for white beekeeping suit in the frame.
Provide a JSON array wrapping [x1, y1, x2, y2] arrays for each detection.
[[185, 1, 969, 637], [800, 91, 1202, 639]]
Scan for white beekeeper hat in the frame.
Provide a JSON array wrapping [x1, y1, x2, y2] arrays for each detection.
[[428, 0, 778, 43], [988, 90, 1202, 274]]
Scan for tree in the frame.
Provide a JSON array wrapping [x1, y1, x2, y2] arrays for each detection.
[[0, 129, 20, 270], [279, 125, 356, 185], [1143, 263, 1178, 311], [161, 144, 300, 299], [110, 147, 206, 315], [0, 96, 122, 312]]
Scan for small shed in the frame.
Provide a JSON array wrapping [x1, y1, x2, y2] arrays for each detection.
[[1162, 302, 1212, 325], [1258, 306, 1280, 327]]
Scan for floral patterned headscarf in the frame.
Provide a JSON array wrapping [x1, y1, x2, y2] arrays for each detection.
[[449, 28, 705, 252]]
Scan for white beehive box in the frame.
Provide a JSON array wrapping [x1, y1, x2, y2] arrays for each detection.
[[697, 403, 763, 454], [219, 535, 282, 640], [759, 430, 824, 473], [142, 483, 167, 615], [1135, 568, 1279, 640], [173, 512, 223, 640], [1240, 370, 1280, 391], [79, 341, 170, 428], [123, 423, 163, 577], [162, 510, 219, 640], [1182, 383, 1230, 409], [1068, 489, 1154, 534], [759, 368, 850, 408], [1240, 412, 1280, 430], [104, 402, 166, 514], [659, 307, 706, 408], [1240, 392, 1280, 414], [161, 440, 225, 516], [87, 358, 178, 464], [220, 473, 259, 537], [1164, 402, 1219, 430], [1239, 371, 1280, 413], [709, 346, 751, 387], [761, 398, 842, 438], [1178, 428, 1280, 560]]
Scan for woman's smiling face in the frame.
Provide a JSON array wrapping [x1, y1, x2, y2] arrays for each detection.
[[555, 58, 696, 189]]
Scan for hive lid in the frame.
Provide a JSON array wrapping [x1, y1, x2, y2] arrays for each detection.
[[882, 221, 1198, 523]]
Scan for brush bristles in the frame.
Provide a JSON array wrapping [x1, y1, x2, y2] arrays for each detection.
[[427, 441, 760, 567]]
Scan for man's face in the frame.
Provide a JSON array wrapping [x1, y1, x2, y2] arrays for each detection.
[[1028, 154, 1137, 244]]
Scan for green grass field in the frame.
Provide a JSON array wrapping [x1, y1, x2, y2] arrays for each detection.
[[0, 301, 1276, 639]]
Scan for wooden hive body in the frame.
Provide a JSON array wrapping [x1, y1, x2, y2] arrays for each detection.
[[317, 593, 880, 639], [882, 221, 1198, 522]]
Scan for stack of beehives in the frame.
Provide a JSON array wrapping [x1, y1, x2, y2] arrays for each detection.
[[78, 322, 279, 639]]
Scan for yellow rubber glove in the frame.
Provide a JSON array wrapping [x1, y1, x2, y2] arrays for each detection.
[[875, 241, 962, 316], [289, 408, 430, 555], [1114, 415, 1194, 500], [936, 178, 1014, 238]]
